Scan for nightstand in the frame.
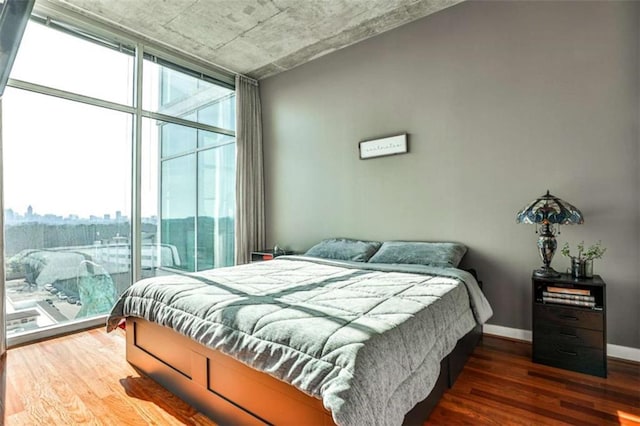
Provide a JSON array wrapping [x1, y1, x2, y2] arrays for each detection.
[[250, 249, 291, 262], [532, 272, 607, 377]]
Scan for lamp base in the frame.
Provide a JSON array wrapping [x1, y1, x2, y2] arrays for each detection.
[[533, 266, 560, 278]]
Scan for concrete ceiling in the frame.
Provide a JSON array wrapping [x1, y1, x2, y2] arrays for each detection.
[[49, 0, 463, 80]]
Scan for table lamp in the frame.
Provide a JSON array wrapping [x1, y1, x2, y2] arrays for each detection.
[[516, 190, 584, 277]]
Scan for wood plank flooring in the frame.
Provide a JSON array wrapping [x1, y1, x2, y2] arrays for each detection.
[[429, 336, 640, 426], [1, 328, 638, 425]]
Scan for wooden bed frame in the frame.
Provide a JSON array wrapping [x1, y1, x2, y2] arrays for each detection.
[[125, 317, 481, 425]]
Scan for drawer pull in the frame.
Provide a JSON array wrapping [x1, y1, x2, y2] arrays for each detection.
[[559, 332, 578, 339], [559, 315, 579, 321], [556, 349, 578, 356]]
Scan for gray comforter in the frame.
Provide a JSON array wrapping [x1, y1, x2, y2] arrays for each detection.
[[107, 256, 492, 426]]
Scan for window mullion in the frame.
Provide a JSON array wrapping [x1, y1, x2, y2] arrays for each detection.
[[194, 145, 199, 272], [7, 78, 136, 114], [142, 110, 235, 137], [131, 43, 143, 283]]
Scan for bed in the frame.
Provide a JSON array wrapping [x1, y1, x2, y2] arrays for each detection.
[[107, 240, 492, 425]]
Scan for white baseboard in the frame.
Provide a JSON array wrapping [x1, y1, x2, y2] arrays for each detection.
[[483, 324, 532, 342], [607, 344, 640, 363], [483, 324, 640, 363]]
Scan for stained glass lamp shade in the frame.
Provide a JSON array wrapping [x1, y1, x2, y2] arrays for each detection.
[[516, 190, 584, 277]]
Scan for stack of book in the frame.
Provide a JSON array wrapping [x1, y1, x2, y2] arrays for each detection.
[[542, 286, 595, 308]]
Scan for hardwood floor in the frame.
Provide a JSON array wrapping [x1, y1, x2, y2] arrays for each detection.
[[1, 328, 638, 425], [428, 336, 640, 426], [2, 328, 215, 426]]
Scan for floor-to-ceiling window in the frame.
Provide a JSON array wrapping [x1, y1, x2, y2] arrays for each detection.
[[142, 61, 236, 275], [3, 15, 235, 345]]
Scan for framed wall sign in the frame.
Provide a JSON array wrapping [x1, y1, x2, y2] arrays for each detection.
[[359, 133, 408, 159]]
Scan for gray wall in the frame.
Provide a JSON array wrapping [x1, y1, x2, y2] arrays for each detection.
[[261, 1, 640, 349]]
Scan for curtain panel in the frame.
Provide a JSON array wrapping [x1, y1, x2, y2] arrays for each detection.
[[234, 75, 265, 264]]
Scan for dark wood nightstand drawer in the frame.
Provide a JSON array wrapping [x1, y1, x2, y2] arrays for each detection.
[[533, 304, 603, 331], [534, 322, 604, 349], [534, 339, 606, 377], [532, 273, 606, 378]]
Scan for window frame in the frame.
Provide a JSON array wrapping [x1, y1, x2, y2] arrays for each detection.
[[157, 122, 236, 272], [4, 7, 236, 347]]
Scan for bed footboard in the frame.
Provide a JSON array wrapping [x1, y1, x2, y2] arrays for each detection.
[[126, 317, 334, 425], [126, 317, 480, 425]]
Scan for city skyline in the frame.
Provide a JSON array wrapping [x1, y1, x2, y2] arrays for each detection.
[[4, 205, 157, 225]]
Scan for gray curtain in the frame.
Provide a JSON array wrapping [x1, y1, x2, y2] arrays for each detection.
[[234, 75, 265, 264]]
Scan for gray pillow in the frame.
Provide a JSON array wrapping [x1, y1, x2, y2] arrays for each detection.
[[368, 241, 467, 268], [304, 238, 382, 262]]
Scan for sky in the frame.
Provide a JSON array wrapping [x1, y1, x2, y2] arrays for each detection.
[[3, 20, 160, 219]]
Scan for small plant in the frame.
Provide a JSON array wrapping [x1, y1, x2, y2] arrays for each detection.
[[561, 241, 606, 261]]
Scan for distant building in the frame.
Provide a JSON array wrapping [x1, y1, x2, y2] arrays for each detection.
[[44, 214, 63, 222]]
